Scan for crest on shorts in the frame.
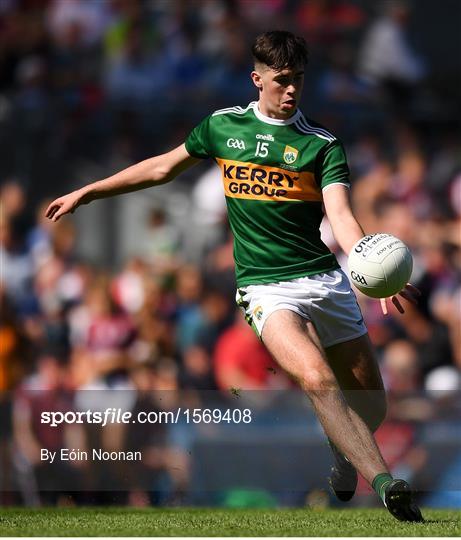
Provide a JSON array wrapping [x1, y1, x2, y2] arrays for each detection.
[[283, 145, 298, 164], [253, 305, 263, 321]]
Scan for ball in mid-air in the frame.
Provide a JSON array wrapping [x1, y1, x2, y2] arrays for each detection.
[[348, 234, 413, 298]]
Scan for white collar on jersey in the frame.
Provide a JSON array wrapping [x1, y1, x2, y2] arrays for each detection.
[[252, 101, 302, 126]]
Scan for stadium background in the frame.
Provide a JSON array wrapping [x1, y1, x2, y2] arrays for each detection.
[[0, 0, 459, 509]]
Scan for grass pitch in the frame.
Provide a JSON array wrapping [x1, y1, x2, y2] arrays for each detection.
[[0, 508, 459, 536]]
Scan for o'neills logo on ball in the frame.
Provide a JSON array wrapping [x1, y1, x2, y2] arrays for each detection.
[[354, 234, 376, 253], [354, 233, 393, 258], [216, 158, 321, 202]]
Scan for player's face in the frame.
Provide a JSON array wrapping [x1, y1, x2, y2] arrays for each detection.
[[251, 64, 304, 119]]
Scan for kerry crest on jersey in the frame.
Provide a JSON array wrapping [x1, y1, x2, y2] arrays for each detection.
[[283, 145, 298, 164]]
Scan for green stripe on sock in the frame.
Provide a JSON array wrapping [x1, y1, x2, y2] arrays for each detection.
[[372, 473, 393, 503]]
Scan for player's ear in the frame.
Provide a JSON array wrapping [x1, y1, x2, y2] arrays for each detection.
[[251, 70, 263, 90]]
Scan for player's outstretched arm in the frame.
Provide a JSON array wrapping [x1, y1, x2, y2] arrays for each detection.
[[46, 144, 199, 222]]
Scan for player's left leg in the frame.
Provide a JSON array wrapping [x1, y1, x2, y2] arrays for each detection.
[[323, 333, 386, 501], [323, 333, 423, 522], [325, 333, 386, 431]]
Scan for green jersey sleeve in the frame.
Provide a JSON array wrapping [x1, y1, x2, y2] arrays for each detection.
[[185, 115, 213, 159], [316, 140, 350, 190]]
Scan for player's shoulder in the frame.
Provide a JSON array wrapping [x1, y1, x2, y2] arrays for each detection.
[[210, 101, 256, 120], [293, 112, 338, 145]]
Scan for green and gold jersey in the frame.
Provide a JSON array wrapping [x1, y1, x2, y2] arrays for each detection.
[[185, 101, 350, 287]]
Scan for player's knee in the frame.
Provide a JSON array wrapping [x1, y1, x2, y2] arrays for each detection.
[[298, 369, 337, 393]]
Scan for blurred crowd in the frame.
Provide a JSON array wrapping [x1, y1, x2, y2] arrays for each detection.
[[1, 0, 460, 507]]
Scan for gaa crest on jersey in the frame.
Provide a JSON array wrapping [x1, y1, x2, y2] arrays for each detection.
[[283, 145, 298, 164], [227, 138, 246, 150]]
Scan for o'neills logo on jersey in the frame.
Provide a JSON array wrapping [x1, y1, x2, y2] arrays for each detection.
[[256, 133, 274, 142], [216, 158, 322, 202]]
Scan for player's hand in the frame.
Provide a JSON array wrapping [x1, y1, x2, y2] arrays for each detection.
[[380, 283, 421, 315], [45, 191, 83, 222]]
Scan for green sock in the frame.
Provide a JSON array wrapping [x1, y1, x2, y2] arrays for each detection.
[[372, 473, 393, 503]]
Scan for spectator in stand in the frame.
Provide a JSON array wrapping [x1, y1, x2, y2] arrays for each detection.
[[315, 41, 374, 139], [135, 274, 176, 360], [426, 288, 461, 376], [391, 150, 432, 220], [111, 257, 148, 315], [0, 207, 35, 316], [70, 278, 136, 387], [174, 264, 204, 355], [0, 181, 34, 248], [426, 134, 461, 219], [138, 208, 181, 274], [213, 314, 290, 392], [180, 344, 217, 392], [381, 340, 421, 395], [128, 359, 191, 505], [13, 351, 85, 505], [187, 164, 227, 263], [357, 0, 426, 113], [26, 199, 55, 271], [238, 0, 295, 34], [0, 288, 33, 503], [194, 289, 233, 355], [0, 287, 33, 396], [296, 0, 365, 47], [11, 55, 59, 199], [204, 224, 236, 298], [208, 29, 255, 107], [68, 277, 138, 502], [46, 0, 110, 49], [104, 16, 171, 110]]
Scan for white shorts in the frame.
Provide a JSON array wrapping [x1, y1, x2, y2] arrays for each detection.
[[236, 269, 368, 348]]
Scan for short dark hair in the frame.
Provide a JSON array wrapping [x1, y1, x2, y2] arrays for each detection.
[[252, 31, 308, 71]]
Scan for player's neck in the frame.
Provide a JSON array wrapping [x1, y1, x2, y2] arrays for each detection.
[[257, 100, 297, 121]]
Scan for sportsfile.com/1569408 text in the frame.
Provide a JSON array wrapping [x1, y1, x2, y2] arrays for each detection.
[[40, 408, 253, 428]]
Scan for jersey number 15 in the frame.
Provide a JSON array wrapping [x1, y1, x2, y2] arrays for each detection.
[[255, 141, 269, 157]]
